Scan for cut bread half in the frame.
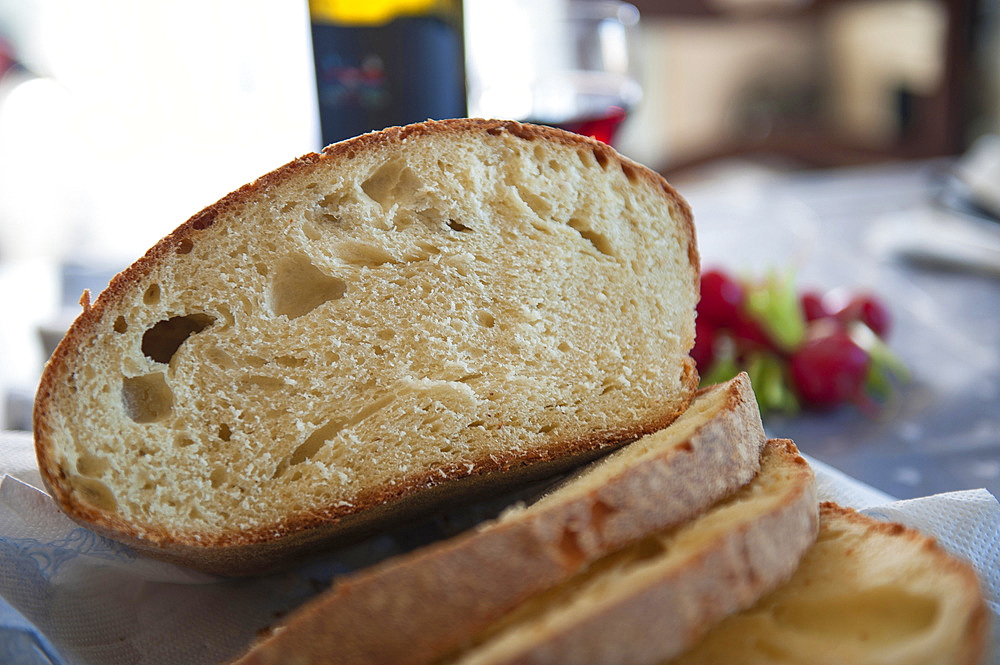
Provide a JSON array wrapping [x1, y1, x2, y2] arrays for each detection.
[[32, 119, 699, 574], [231, 372, 766, 665], [670, 502, 991, 665], [435, 439, 818, 665]]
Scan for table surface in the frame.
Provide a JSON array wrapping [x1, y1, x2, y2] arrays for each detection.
[[2, 158, 998, 502], [682, 158, 1000, 501]]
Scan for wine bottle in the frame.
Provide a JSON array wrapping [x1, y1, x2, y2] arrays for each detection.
[[309, 0, 466, 147]]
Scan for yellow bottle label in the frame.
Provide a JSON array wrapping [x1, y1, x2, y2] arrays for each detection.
[[309, 0, 441, 25]]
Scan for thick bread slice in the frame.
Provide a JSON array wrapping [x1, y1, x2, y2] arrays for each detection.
[[670, 502, 991, 665], [32, 119, 699, 574], [437, 438, 818, 665], [231, 372, 766, 665]]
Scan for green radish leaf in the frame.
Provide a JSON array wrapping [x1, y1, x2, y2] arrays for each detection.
[[746, 351, 799, 415], [743, 270, 806, 352]]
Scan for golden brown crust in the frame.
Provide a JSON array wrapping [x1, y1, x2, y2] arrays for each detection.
[[33, 118, 699, 574]]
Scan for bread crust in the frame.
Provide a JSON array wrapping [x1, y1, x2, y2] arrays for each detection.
[[228, 373, 765, 664], [33, 118, 700, 574]]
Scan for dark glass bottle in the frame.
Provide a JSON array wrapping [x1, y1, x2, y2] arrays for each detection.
[[309, 0, 466, 147]]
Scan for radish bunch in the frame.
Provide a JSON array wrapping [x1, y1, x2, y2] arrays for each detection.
[[694, 268, 907, 414]]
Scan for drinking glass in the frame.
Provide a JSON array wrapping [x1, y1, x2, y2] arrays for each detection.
[[466, 0, 643, 146]]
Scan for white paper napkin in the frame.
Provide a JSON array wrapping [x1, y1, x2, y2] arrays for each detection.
[[2, 431, 998, 665]]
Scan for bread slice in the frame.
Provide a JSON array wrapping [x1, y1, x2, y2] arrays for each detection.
[[32, 119, 699, 574], [430, 439, 817, 665], [670, 502, 991, 665], [230, 372, 766, 665]]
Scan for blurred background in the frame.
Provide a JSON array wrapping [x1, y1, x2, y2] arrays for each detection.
[[0, 0, 997, 444]]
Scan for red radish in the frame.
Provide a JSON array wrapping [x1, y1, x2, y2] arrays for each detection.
[[692, 317, 717, 372], [800, 291, 831, 322], [699, 270, 744, 327], [836, 294, 892, 339], [789, 329, 870, 407]]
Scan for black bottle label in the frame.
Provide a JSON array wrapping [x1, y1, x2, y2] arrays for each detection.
[[311, 15, 466, 146]]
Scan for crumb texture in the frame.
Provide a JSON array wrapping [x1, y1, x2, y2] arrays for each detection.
[[37, 121, 697, 542]]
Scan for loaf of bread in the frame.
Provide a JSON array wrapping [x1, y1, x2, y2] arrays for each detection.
[[33, 119, 699, 574], [669, 502, 991, 665], [231, 372, 767, 665]]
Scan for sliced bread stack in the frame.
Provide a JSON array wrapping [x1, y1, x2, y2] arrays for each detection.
[[230, 405, 990, 665], [231, 374, 819, 665], [33, 119, 699, 575]]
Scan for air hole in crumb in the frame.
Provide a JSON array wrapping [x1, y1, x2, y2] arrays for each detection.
[[447, 219, 472, 232], [69, 476, 117, 511], [567, 218, 616, 258], [334, 241, 395, 268], [376, 329, 395, 341], [593, 146, 610, 168], [141, 313, 215, 364], [210, 467, 229, 488], [361, 158, 423, 209], [557, 341, 571, 352], [113, 316, 128, 334], [76, 453, 109, 478], [270, 255, 347, 319], [475, 310, 496, 328], [121, 373, 173, 423], [176, 238, 194, 254], [273, 420, 345, 478], [538, 424, 555, 434], [244, 355, 267, 369], [176, 436, 196, 448], [218, 423, 232, 441], [467, 420, 485, 428], [143, 284, 161, 305], [275, 355, 306, 368], [621, 161, 640, 183]]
